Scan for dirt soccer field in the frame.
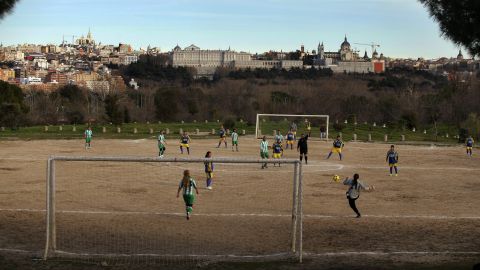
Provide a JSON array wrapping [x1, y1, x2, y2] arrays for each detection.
[[0, 137, 479, 269]]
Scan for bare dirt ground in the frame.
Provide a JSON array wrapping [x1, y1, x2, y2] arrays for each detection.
[[0, 137, 479, 269]]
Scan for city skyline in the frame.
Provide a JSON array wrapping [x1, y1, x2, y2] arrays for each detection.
[[0, 0, 469, 59]]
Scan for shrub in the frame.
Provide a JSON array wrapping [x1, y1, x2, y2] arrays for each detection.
[[223, 118, 236, 130], [333, 122, 346, 132]]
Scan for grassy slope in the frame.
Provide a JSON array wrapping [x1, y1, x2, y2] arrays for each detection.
[[0, 121, 461, 144]]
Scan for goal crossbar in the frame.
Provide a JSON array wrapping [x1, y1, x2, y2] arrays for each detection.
[[43, 156, 304, 262]]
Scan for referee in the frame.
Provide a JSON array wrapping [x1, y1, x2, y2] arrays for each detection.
[[297, 132, 310, 164]]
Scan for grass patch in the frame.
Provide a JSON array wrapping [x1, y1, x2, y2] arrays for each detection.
[[0, 121, 461, 144]]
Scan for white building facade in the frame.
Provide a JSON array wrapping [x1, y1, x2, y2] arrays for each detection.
[[171, 44, 303, 75]]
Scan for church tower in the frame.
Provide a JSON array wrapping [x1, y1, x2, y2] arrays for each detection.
[[318, 42, 325, 60], [457, 49, 464, 60]]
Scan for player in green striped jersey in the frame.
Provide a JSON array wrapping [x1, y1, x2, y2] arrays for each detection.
[[84, 127, 93, 149], [260, 136, 269, 169], [176, 170, 199, 220], [157, 130, 166, 157], [231, 128, 239, 152]]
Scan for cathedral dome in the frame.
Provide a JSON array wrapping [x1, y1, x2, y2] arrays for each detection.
[[341, 35, 350, 50]]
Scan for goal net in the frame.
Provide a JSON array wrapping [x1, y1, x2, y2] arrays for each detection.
[[255, 114, 329, 140], [44, 156, 303, 265]]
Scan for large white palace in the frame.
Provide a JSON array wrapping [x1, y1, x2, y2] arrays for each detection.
[[171, 44, 303, 76], [170, 37, 385, 75]]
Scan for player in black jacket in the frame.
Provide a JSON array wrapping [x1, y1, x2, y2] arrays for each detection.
[[297, 132, 310, 164]]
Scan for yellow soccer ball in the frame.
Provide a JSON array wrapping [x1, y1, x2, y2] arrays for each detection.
[[332, 175, 340, 182]]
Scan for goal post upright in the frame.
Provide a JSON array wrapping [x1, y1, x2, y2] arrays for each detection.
[[43, 157, 56, 260], [43, 155, 304, 261], [255, 113, 330, 140]]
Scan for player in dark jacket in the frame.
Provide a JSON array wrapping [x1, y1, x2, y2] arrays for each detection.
[[297, 132, 310, 164]]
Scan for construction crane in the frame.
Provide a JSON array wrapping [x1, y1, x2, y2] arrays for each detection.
[[353, 42, 380, 56]]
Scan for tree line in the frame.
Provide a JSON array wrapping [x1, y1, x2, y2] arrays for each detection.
[[1, 66, 479, 139]]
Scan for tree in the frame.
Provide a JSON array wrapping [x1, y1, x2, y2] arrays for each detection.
[[422, 94, 442, 141], [57, 85, 88, 124], [104, 94, 124, 125], [419, 0, 480, 57], [154, 87, 178, 121], [0, 81, 28, 128], [0, 0, 19, 19]]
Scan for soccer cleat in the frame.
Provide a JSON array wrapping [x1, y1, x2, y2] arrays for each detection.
[[389, 174, 392, 176], [206, 186, 212, 190], [356, 214, 361, 218], [186, 212, 190, 220]]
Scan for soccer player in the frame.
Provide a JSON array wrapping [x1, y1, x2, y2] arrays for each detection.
[[327, 135, 344, 160], [286, 129, 295, 150], [290, 122, 297, 140], [205, 151, 214, 190], [320, 125, 327, 139], [217, 125, 227, 148], [466, 136, 475, 157], [343, 173, 374, 218], [305, 119, 311, 133], [157, 130, 166, 157], [297, 132, 310, 164], [386, 145, 399, 176], [176, 170, 199, 220], [260, 136, 269, 169], [84, 127, 93, 149], [272, 139, 284, 167], [231, 128, 239, 152], [179, 132, 191, 155], [274, 130, 284, 146]]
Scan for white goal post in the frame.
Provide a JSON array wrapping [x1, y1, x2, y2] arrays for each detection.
[[255, 114, 330, 140], [43, 156, 304, 263]]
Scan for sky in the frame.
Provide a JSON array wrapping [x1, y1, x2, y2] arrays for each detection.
[[0, 0, 466, 59]]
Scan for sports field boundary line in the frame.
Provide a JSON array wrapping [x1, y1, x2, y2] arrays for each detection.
[[55, 250, 292, 259], [0, 248, 478, 258], [2, 208, 480, 220], [55, 250, 480, 258], [304, 251, 480, 256]]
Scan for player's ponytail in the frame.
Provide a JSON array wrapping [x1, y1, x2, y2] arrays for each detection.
[[182, 170, 191, 188], [353, 173, 359, 189]]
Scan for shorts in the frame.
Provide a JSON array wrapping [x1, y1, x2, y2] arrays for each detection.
[[260, 151, 269, 159], [273, 153, 282, 159], [287, 140, 294, 145], [158, 144, 165, 150], [300, 149, 308, 155], [183, 194, 195, 206], [180, 143, 189, 148], [232, 140, 238, 146], [85, 137, 91, 143], [205, 172, 214, 179], [331, 147, 342, 153], [466, 146, 473, 150], [219, 136, 226, 140], [307, 127, 311, 131], [389, 163, 398, 167]]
